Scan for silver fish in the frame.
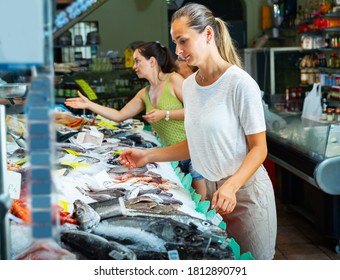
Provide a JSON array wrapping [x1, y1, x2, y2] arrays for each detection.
[[72, 199, 100, 232], [93, 222, 167, 253], [88, 198, 124, 219], [60, 229, 137, 260], [72, 199, 226, 242], [119, 211, 228, 242], [124, 196, 180, 214], [76, 186, 125, 201], [105, 215, 214, 247]]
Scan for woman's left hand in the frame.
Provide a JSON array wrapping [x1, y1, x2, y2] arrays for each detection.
[[211, 179, 238, 215], [142, 109, 165, 123]]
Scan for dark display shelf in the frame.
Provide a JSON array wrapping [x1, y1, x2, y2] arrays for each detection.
[[53, 0, 108, 39]]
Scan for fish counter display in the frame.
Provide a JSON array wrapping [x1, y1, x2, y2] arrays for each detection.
[[5, 112, 253, 260]]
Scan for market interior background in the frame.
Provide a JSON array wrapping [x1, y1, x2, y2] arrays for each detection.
[[56, 0, 340, 259], [55, 0, 340, 259], [1, 0, 340, 260]]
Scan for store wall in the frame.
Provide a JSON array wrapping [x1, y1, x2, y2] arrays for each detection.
[[244, 0, 267, 46], [83, 0, 278, 55], [84, 0, 169, 56]]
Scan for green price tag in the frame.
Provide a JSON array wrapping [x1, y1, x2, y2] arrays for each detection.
[[75, 79, 98, 100], [15, 156, 28, 166]]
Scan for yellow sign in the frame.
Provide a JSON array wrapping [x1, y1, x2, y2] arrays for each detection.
[[124, 48, 134, 68], [15, 156, 28, 166], [64, 149, 82, 156], [75, 79, 98, 100], [60, 161, 91, 169]]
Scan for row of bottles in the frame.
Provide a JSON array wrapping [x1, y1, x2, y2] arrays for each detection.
[[301, 34, 340, 50], [321, 97, 340, 122], [299, 52, 339, 86], [284, 87, 306, 113], [301, 70, 339, 86], [54, 75, 147, 98], [299, 52, 339, 69]]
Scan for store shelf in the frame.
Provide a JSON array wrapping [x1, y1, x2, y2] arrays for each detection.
[[300, 27, 340, 35], [300, 11, 340, 24], [53, 0, 108, 39], [54, 44, 99, 48]]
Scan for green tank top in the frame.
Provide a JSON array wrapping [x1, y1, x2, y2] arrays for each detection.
[[145, 73, 186, 147]]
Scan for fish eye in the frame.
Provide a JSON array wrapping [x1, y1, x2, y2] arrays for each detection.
[[202, 221, 211, 226], [175, 227, 184, 234]]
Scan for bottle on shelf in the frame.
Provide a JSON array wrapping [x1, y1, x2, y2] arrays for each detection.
[[327, 107, 335, 122], [324, 33, 331, 48], [96, 78, 105, 94], [328, 53, 338, 68], [285, 87, 290, 112], [321, 98, 328, 121], [335, 108, 340, 122]]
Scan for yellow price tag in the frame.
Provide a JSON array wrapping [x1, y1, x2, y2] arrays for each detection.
[[112, 150, 123, 155], [60, 161, 90, 168], [75, 79, 98, 100], [15, 156, 28, 166], [59, 200, 70, 212], [64, 149, 82, 156], [97, 120, 118, 130]]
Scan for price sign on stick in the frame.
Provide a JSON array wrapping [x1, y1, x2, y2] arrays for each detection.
[[75, 79, 98, 100]]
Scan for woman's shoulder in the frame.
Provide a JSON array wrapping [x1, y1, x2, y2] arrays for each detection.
[[227, 65, 248, 77], [226, 66, 257, 85], [136, 86, 148, 99], [169, 72, 184, 83]]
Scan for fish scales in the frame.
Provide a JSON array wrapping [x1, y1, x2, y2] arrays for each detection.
[[60, 230, 136, 260]]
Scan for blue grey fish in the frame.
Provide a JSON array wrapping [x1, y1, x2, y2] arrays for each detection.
[[60, 229, 137, 260]]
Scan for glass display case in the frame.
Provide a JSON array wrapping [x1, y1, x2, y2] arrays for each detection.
[[267, 111, 340, 160], [265, 110, 340, 253], [266, 110, 340, 194]]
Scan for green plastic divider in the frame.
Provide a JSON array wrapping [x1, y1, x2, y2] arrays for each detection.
[[143, 125, 152, 132], [177, 172, 185, 181], [218, 221, 227, 230], [174, 166, 181, 175], [181, 174, 192, 190], [239, 252, 254, 260], [196, 200, 210, 214], [206, 209, 216, 219], [228, 238, 240, 259], [227, 238, 254, 260], [191, 193, 202, 205], [170, 161, 179, 169]]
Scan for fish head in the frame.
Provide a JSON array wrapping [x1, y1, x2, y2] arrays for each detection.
[[190, 219, 228, 240], [158, 219, 205, 246], [72, 199, 101, 232]]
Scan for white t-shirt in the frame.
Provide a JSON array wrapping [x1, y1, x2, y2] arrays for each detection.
[[183, 65, 266, 181]]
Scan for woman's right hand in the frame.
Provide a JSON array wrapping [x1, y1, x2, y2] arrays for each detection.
[[119, 148, 149, 169], [64, 91, 90, 109]]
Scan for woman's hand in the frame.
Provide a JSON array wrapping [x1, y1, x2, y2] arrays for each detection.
[[119, 148, 149, 169], [64, 91, 90, 109], [142, 109, 166, 123], [211, 178, 238, 215]]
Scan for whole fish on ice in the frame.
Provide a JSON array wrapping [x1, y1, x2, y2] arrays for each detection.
[[60, 229, 137, 260]]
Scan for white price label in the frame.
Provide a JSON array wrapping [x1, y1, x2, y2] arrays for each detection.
[[6, 171, 22, 199]]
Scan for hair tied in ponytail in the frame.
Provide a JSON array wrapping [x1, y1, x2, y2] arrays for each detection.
[[155, 41, 165, 48]]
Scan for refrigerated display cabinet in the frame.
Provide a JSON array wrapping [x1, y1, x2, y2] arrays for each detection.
[[266, 110, 340, 253]]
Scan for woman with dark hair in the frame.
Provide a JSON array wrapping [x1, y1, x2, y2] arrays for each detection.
[[119, 4, 277, 259], [64, 41, 207, 200]]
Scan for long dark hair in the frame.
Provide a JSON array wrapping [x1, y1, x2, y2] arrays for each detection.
[[171, 3, 242, 68], [136, 41, 178, 73]]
